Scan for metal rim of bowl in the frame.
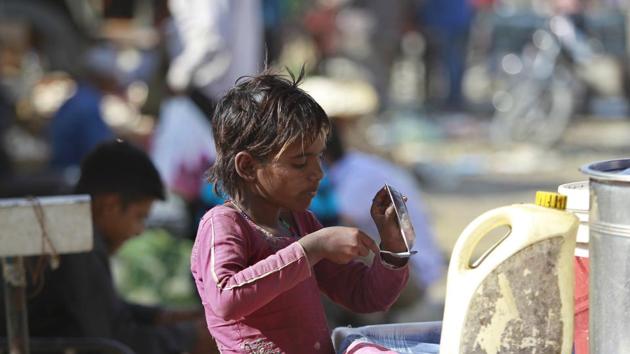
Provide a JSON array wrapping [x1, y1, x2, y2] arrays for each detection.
[[580, 158, 630, 182]]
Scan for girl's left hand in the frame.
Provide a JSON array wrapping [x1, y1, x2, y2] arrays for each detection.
[[370, 186, 407, 253]]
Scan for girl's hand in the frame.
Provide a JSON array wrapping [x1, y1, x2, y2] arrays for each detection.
[[298, 226, 379, 265], [370, 186, 408, 253]]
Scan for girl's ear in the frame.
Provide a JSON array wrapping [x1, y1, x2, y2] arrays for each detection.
[[234, 151, 258, 182]]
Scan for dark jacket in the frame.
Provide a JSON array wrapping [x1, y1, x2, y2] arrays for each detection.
[[0, 230, 196, 354]]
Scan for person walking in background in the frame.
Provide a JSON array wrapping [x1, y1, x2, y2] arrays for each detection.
[[49, 44, 120, 169], [165, 0, 263, 112], [191, 69, 410, 352], [416, 0, 475, 111], [150, 0, 264, 238], [1, 140, 218, 354]]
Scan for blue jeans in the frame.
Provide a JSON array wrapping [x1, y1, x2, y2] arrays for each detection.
[[332, 321, 442, 354]]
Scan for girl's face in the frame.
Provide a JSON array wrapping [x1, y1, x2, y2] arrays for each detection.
[[254, 135, 326, 211]]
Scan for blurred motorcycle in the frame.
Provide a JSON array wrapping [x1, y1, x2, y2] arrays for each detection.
[[488, 12, 627, 147]]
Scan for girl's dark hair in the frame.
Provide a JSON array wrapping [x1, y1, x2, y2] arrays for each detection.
[[209, 67, 330, 199]]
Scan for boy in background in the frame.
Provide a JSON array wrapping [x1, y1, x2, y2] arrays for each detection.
[[1, 140, 217, 354]]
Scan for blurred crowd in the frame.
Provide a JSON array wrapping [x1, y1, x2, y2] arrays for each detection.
[[2, 0, 629, 173], [2, 0, 629, 179], [1, 0, 630, 340]]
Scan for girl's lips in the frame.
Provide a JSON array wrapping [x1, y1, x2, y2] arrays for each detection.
[[302, 184, 319, 196], [306, 186, 320, 197]]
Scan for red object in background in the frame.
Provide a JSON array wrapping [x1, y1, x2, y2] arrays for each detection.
[[303, 6, 339, 58], [574, 257, 589, 354], [469, 0, 496, 8]]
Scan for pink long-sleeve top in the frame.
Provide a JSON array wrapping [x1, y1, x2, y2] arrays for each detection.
[[191, 204, 409, 353]]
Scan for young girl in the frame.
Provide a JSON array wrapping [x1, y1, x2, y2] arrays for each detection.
[[191, 70, 411, 353]]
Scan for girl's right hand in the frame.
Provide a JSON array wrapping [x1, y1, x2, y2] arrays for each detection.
[[298, 226, 380, 265]]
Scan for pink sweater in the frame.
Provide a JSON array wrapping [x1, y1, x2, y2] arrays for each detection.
[[191, 205, 409, 353]]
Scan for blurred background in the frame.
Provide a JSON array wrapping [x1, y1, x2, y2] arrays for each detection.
[[2, 0, 630, 328]]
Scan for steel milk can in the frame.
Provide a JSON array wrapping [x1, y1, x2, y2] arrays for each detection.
[[581, 158, 630, 353]]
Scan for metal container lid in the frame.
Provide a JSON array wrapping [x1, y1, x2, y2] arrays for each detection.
[[580, 158, 630, 182]]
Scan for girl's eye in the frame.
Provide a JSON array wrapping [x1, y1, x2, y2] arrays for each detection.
[[292, 154, 323, 169], [292, 160, 307, 168]]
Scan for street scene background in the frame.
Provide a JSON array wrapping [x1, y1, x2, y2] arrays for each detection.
[[2, 0, 630, 328]]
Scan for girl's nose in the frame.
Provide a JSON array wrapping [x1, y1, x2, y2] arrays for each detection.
[[310, 159, 324, 181]]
